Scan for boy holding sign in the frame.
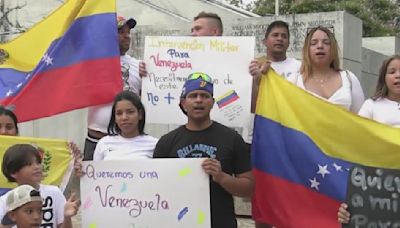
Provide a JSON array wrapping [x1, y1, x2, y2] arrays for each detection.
[[153, 73, 254, 228]]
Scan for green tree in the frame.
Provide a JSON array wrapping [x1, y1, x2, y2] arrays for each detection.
[[248, 0, 400, 37]]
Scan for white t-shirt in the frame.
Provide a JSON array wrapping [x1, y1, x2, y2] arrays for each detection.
[[358, 98, 400, 127], [0, 185, 66, 228], [243, 57, 301, 143], [87, 55, 142, 134], [288, 70, 365, 113], [270, 57, 301, 79], [93, 134, 158, 161]]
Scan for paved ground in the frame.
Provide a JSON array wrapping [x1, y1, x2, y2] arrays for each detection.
[[238, 217, 255, 228], [72, 212, 255, 227]]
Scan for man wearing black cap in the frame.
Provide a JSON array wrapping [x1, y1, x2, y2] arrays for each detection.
[[153, 72, 254, 228], [83, 16, 146, 161]]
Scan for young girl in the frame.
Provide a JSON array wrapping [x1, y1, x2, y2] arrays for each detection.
[[0, 107, 18, 136], [358, 55, 400, 127], [92, 90, 158, 161]]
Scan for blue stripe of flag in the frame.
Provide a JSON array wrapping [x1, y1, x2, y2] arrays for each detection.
[[252, 115, 353, 201]]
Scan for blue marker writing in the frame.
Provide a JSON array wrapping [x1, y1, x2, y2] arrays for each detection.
[[178, 207, 189, 221]]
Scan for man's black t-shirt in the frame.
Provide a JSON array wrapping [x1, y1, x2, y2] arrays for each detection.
[[153, 122, 251, 228]]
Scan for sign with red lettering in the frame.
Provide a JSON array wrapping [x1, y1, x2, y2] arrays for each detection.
[[142, 36, 255, 130]]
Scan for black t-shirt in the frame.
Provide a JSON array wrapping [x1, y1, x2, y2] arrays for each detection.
[[153, 122, 251, 228]]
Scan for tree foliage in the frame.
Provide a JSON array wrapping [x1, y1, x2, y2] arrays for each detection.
[[242, 0, 400, 37]]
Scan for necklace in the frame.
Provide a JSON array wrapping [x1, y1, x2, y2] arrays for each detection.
[[312, 76, 329, 87]]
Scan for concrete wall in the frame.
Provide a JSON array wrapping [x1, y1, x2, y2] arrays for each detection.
[[360, 36, 400, 97], [18, 109, 88, 150], [361, 48, 387, 97], [362, 36, 400, 56]]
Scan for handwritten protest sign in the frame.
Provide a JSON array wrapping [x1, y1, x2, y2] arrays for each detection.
[[0, 135, 72, 195], [344, 165, 400, 228], [81, 158, 211, 228], [142, 36, 255, 129]]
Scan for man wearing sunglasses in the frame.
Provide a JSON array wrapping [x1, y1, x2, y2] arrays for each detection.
[[153, 73, 254, 228]]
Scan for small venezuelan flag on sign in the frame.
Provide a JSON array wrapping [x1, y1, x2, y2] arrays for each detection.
[[216, 90, 239, 108]]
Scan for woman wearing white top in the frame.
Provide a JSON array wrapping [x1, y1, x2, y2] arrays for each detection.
[[288, 26, 364, 113], [93, 91, 158, 161]]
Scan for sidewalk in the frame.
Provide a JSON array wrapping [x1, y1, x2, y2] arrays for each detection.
[[72, 212, 255, 227]]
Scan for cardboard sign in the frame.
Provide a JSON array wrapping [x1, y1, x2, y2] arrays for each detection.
[[142, 36, 255, 129], [344, 165, 400, 228], [81, 158, 211, 228]]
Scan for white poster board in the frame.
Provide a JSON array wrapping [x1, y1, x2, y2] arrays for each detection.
[[80, 159, 210, 228], [142, 36, 255, 128]]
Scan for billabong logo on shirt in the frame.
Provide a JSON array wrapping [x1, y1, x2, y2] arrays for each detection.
[[177, 144, 217, 158]]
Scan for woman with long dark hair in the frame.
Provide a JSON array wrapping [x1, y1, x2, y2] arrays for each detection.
[[92, 91, 157, 161]]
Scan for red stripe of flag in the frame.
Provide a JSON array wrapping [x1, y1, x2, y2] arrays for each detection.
[[252, 169, 341, 228]]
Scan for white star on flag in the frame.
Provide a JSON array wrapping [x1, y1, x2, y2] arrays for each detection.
[[333, 163, 343, 172], [41, 53, 53, 66], [44, 56, 53, 66], [309, 177, 320, 190], [42, 53, 48, 61], [317, 164, 331, 178], [17, 83, 22, 88], [6, 89, 12, 96]]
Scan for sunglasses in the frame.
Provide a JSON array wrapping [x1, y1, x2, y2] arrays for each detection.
[[187, 72, 213, 83], [306, 25, 335, 35]]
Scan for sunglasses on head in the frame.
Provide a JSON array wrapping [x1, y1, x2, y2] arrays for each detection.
[[187, 72, 212, 83], [306, 25, 335, 35]]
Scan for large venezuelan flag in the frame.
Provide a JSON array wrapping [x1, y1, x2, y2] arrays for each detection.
[[252, 70, 400, 228], [0, 0, 121, 122], [0, 135, 72, 196]]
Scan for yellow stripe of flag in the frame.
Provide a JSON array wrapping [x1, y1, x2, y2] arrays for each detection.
[[0, 0, 116, 71]]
